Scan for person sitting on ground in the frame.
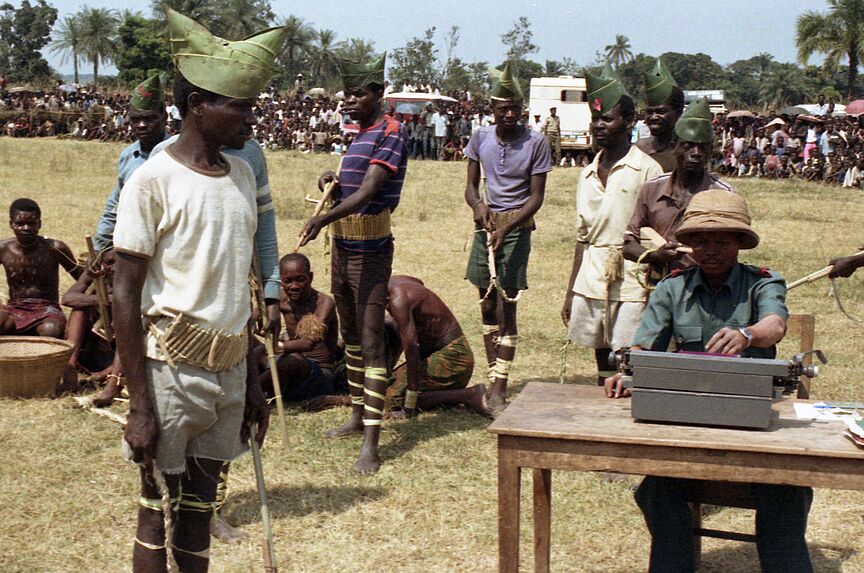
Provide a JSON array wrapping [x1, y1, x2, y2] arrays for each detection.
[[305, 275, 492, 418], [257, 252, 346, 402], [605, 190, 814, 573], [0, 198, 81, 341], [61, 247, 121, 404]]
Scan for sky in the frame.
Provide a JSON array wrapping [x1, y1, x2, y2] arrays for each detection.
[[44, 0, 830, 77]]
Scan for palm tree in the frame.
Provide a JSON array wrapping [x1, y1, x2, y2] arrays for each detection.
[[211, 0, 274, 39], [797, 0, 864, 99], [282, 15, 314, 78], [338, 38, 376, 64], [50, 16, 83, 84], [77, 6, 119, 86], [311, 29, 338, 87], [604, 34, 633, 68], [759, 64, 810, 109]]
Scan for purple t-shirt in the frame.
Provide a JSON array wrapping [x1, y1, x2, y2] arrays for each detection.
[[336, 116, 409, 252], [464, 125, 553, 211]]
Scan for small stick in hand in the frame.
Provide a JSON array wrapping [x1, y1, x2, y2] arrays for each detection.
[[295, 180, 337, 251]]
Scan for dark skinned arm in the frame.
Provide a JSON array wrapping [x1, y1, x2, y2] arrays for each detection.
[[464, 158, 492, 231], [388, 292, 422, 418], [561, 241, 587, 326], [54, 240, 83, 279], [488, 172, 546, 252], [279, 296, 336, 355], [243, 319, 269, 445], [112, 252, 157, 470], [298, 164, 393, 247], [61, 272, 99, 309], [829, 251, 864, 278]]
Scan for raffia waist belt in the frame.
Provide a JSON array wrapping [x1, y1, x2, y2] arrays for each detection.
[[331, 209, 392, 240], [489, 208, 534, 232], [147, 314, 248, 372]]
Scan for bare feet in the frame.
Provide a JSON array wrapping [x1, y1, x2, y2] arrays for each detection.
[[60, 364, 79, 394], [91, 377, 121, 408], [486, 388, 507, 414], [466, 384, 494, 419], [324, 413, 364, 438], [352, 444, 381, 474], [211, 512, 248, 543]]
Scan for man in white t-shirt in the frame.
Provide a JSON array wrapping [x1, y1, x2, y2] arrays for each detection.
[[112, 9, 285, 572]]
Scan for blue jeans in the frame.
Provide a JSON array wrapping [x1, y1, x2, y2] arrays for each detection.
[[635, 476, 813, 573]]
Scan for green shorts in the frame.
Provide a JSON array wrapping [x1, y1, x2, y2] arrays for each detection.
[[465, 228, 531, 291]]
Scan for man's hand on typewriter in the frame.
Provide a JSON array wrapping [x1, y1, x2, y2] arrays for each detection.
[[706, 327, 748, 355], [603, 372, 631, 399]]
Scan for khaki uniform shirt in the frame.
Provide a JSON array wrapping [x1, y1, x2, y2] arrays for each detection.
[[542, 116, 560, 135], [574, 145, 663, 301]]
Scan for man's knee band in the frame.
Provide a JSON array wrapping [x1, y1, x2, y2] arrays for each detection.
[[482, 324, 500, 336], [498, 334, 518, 348], [494, 358, 513, 380]]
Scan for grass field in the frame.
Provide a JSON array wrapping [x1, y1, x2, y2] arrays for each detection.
[[1, 137, 864, 572]]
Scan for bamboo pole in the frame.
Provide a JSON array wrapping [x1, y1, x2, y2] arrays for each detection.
[[85, 236, 113, 341], [788, 251, 864, 290], [250, 424, 278, 572], [295, 180, 336, 252]]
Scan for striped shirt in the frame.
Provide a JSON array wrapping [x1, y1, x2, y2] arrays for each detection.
[[335, 116, 409, 252]]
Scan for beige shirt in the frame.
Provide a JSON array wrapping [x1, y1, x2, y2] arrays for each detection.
[[574, 145, 663, 302], [114, 149, 258, 360]]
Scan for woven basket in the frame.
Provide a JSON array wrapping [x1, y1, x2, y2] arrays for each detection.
[[0, 336, 74, 397]]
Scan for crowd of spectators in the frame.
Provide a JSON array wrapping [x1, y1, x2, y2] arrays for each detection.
[[706, 110, 864, 188], [6, 81, 864, 188]]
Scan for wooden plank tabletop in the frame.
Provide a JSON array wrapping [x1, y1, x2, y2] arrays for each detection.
[[488, 382, 864, 460]]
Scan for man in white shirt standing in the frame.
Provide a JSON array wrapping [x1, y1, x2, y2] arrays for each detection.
[[113, 9, 285, 572]]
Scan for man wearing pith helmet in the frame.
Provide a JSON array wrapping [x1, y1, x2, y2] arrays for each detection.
[[112, 9, 286, 571], [606, 190, 814, 573]]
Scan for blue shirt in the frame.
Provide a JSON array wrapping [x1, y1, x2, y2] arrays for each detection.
[[93, 136, 168, 252], [632, 263, 788, 359]]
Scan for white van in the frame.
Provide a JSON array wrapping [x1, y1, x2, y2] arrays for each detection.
[[528, 77, 592, 152]]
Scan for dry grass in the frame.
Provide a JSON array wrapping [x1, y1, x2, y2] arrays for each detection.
[[0, 137, 863, 572]]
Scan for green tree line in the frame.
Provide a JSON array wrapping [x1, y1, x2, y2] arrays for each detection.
[[0, 0, 862, 108]]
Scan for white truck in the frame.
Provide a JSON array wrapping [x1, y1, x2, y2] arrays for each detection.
[[528, 76, 593, 154]]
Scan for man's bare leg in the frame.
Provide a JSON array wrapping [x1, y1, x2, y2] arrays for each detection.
[[324, 342, 364, 437], [478, 288, 499, 388], [0, 310, 15, 335], [487, 289, 518, 412], [173, 457, 223, 573], [594, 348, 615, 387], [354, 302, 388, 474], [416, 384, 493, 418], [65, 309, 89, 370], [132, 468, 179, 573], [210, 463, 247, 543], [92, 355, 123, 407], [35, 317, 65, 339]]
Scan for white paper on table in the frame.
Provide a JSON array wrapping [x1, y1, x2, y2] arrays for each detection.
[[794, 402, 863, 421]]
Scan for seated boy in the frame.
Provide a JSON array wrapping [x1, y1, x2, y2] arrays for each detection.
[[0, 198, 80, 338]]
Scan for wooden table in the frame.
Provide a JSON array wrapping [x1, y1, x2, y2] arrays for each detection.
[[488, 382, 864, 573]]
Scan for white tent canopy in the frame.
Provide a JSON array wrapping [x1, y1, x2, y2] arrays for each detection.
[[384, 92, 458, 103]]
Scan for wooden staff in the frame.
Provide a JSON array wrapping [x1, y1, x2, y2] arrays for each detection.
[[85, 235, 113, 341], [294, 180, 336, 252], [250, 424, 278, 573], [641, 227, 693, 254], [251, 255, 289, 448], [788, 251, 864, 290]]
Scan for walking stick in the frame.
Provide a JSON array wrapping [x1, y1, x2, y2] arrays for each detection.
[[788, 250, 864, 290], [250, 424, 278, 573], [295, 180, 336, 252], [85, 235, 113, 341], [251, 255, 289, 448]]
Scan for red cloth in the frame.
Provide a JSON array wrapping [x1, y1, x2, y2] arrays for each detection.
[[2, 298, 66, 333]]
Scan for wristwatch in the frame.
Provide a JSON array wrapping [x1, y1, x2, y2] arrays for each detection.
[[738, 327, 753, 348]]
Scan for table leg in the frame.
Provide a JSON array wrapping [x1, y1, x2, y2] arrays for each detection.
[[499, 445, 522, 573], [533, 468, 552, 573]]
